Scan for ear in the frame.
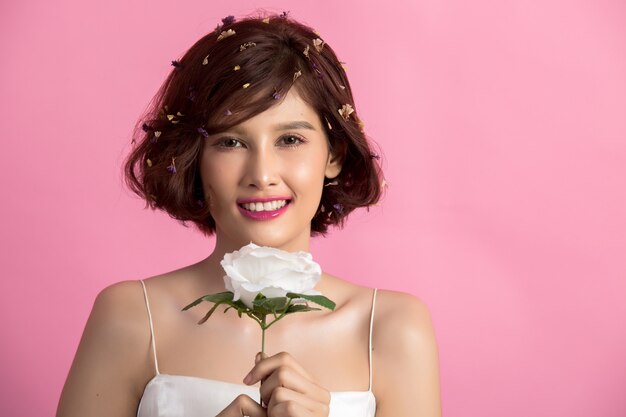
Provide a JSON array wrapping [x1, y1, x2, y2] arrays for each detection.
[[324, 148, 343, 179]]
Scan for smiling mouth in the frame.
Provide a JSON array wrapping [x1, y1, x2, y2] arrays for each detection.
[[237, 199, 292, 212]]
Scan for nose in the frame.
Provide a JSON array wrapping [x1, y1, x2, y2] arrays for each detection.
[[244, 146, 280, 190]]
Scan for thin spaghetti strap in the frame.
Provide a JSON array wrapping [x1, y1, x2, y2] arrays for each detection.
[[368, 288, 378, 392], [139, 279, 160, 375]]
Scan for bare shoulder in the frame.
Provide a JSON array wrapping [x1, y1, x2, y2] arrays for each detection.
[[374, 289, 436, 342], [373, 289, 441, 416], [56, 280, 151, 417], [95, 279, 148, 324]]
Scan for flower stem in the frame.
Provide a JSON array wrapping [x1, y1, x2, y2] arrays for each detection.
[[260, 315, 266, 406]]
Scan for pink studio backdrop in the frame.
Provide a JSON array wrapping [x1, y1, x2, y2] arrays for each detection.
[[1, 1, 625, 416]]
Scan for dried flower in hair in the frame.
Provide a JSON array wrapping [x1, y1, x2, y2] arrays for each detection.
[[303, 45, 310, 59], [150, 131, 161, 144], [381, 179, 388, 188], [279, 11, 290, 18], [262, 17, 270, 24], [202, 54, 210, 65], [242, 82, 250, 89], [186, 87, 197, 102], [370, 152, 380, 160], [233, 65, 241, 71], [272, 89, 281, 100], [197, 127, 208, 138], [293, 69, 302, 82], [225, 109, 232, 116], [221, 15, 236, 25], [196, 199, 205, 208], [333, 203, 344, 214], [311, 62, 322, 78], [146, 158, 153, 167], [167, 157, 177, 174], [217, 29, 236, 41], [320, 204, 326, 213], [239, 42, 257, 51], [339, 61, 348, 71], [312, 38, 324, 53], [324, 116, 332, 130], [325, 179, 339, 186], [338, 104, 354, 121], [339, 85, 346, 90], [171, 60, 182, 69], [142, 123, 152, 132], [357, 118, 365, 131]]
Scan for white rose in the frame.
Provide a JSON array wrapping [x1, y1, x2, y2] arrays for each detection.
[[220, 242, 322, 309]]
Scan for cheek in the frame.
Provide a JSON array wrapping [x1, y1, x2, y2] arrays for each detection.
[[286, 157, 326, 196], [199, 163, 231, 206]]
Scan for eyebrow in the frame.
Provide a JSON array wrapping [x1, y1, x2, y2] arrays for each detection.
[[274, 121, 317, 131], [228, 120, 317, 135]]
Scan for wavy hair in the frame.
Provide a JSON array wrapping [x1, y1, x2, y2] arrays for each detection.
[[123, 11, 385, 237]]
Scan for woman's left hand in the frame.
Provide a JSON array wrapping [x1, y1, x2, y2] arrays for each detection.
[[243, 351, 331, 417]]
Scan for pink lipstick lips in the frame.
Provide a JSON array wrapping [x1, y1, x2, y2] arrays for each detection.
[[237, 198, 291, 221]]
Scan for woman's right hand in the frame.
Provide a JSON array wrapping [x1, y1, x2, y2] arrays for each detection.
[[215, 394, 267, 417]]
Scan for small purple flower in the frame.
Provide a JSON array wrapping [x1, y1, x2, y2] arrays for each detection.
[[196, 199, 205, 207], [197, 127, 209, 138], [221, 15, 236, 25], [370, 152, 380, 160], [186, 87, 197, 102], [171, 60, 182, 69], [272, 90, 281, 100], [311, 62, 323, 78], [166, 157, 176, 173], [333, 203, 344, 214], [150, 136, 158, 144], [279, 11, 290, 18], [224, 108, 232, 116], [142, 122, 152, 132]]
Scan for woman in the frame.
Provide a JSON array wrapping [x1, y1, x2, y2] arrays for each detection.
[[57, 12, 441, 417]]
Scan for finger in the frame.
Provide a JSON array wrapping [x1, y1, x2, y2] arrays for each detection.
[[245, 351, 313, 385], [258, 365, 316, 406], [264, 384, 324, 415], [267, 401, 314, 417], [215, 394, 267, 417]]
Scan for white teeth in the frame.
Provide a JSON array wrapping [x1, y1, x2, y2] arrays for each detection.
[[241, 200, 288, 212]]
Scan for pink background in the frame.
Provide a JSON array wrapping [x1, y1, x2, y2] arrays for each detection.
[[1, 1, 625, 416]]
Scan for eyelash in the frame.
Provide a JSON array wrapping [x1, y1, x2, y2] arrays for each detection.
[[214, 135, 307, 150]]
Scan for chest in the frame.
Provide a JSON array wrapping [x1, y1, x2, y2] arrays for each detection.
[[152, 295, 374, 392]]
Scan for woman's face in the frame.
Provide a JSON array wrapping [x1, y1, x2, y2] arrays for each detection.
[[200, 88, 342, 252]]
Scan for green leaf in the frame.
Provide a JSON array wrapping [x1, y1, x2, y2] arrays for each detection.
[[201, 292, 235, 303], [253, 296, 289, 312], [286, 304, 321, 313], [197, 302, 222, 324], [182, 291, 234, 311], [285, 292, 336, 310], [181, 296, 205, 311]]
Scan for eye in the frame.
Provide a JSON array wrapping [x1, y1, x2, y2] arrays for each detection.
[[215, 137, 243, 149], [280, 135, 306, 147]]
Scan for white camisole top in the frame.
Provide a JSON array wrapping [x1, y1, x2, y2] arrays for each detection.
[[136, 280, 378, 417]]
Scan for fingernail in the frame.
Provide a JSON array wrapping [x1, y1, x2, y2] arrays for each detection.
[[255, 352, 262, 363], [243, 372, 252, 384]]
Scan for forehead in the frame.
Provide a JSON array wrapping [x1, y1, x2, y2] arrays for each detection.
[[229, 88, 322, 132]]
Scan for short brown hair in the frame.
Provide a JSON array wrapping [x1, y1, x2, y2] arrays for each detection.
[[123, 11, 385, 237]]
